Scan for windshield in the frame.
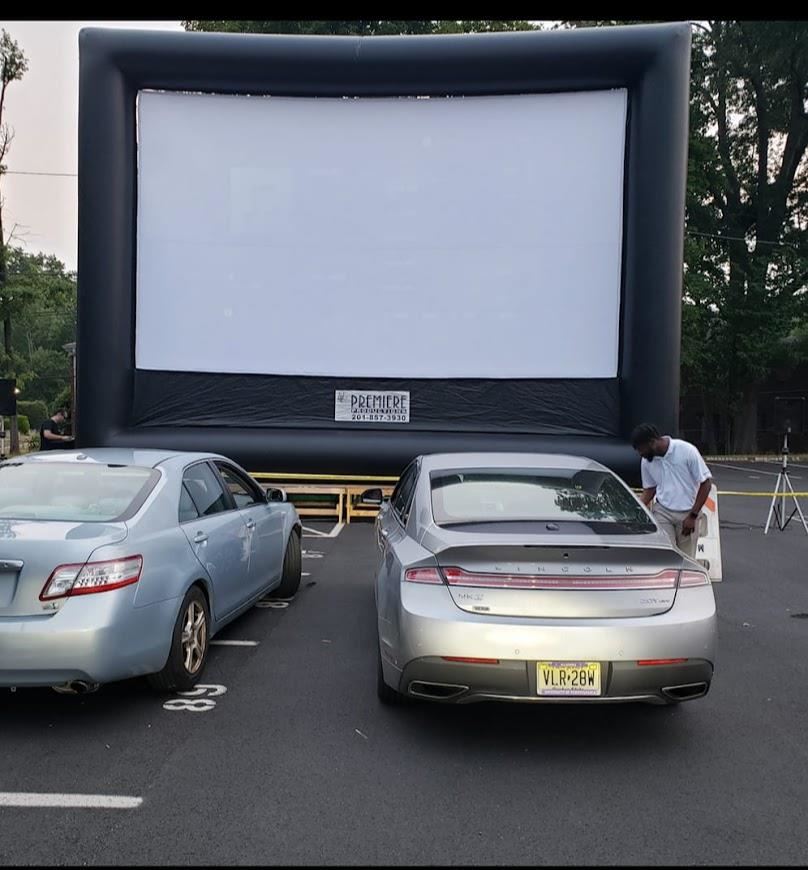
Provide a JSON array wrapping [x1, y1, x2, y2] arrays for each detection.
[[0, 462, 159, 522], [430, 468, 654, 531]]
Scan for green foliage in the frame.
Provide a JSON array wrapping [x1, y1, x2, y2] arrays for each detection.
[[0, 29, 28, 88], [183, 20, 538, 36], [0, 248, 76, 410], [17, 399, 47, 429], [683, 22, 808, 449], [565, 21, 808, 451], [15, 413, 28, 434]]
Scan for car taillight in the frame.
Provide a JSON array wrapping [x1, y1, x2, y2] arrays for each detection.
[[404, 567, 444, 584], [440, 567, 681, 590], [40, 556, 143, 600], [637, 658, 688, 666], [679, 570, 710, 587], [442, 656, 500, 664]]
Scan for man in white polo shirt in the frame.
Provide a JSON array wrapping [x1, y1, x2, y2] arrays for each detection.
[[631, 422, 713, 559]]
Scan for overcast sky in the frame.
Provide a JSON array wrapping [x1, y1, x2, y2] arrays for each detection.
[[1, 20, 185, 271]]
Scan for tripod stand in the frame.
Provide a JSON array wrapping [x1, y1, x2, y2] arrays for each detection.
[[764, 430, 808, 535]]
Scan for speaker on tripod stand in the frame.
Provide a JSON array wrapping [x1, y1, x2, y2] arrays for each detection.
[[764, 415, 808, 536]]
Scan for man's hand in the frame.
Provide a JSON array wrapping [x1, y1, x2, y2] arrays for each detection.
[[682, 513, 698, 536]]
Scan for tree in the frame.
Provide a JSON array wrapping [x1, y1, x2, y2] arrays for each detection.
[[0, 248, 76, 419], [183, 20, 538, 36], [0, 29, 28, 357], [565, 21, 808, 452], [687, 22, 808, 452], [0, 29, 29, 453]]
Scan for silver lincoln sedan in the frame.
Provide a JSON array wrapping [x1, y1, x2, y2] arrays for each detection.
[[364, 453, 717, 706], [0, 449, 301, 693]]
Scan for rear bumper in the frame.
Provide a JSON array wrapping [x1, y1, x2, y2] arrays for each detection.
[[381, 584, 717, 704], [0, 587, 181, 687], [397, 657, 713, 704]]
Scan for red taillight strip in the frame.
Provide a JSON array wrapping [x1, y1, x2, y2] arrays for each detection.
[[637, 658, 688, 666], [40, 555, 143, 600], [679, 570, 710, 587], [404, 568, 444, 584], [440, 567, 680, 591], [442, 656, 500, 664]]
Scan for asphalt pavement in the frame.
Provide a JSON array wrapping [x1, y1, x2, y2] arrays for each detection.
[[2, 462, 808, 865]]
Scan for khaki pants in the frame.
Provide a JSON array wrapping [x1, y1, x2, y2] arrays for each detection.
[[652, 502, 698, 559]]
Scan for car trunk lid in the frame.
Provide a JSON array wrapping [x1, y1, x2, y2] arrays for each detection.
[[0, 520, 128, 617], [429, 530, 684, 618]]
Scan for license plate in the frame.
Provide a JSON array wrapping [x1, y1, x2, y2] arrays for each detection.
[[537, 661, 601, 697]]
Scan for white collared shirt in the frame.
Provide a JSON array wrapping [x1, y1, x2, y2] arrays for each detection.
[[640, 437, 712, 512]]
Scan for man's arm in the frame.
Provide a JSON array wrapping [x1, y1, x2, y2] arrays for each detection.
[[41, 423, 71, 442], [682, 477, 713, 536], [639, 460, 656, 507]]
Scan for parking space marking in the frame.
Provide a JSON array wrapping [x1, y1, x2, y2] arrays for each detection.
[[302, 550, 324, 559], [711, 462, 801, 479], [303, 523, 344, 539], [0, 793, 142, 809], [711, 462, 778, 476], [210, 640, 259, 647], [163, 684, 227, 713]]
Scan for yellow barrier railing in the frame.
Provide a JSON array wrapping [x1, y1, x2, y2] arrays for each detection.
[[250, 471, 398, 483]]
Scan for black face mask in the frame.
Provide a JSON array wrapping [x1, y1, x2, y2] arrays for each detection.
[[638, 447, 655, 462]]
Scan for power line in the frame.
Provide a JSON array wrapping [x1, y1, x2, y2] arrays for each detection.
[[3, 171, 77, 178], [686, 230, 804, 251]]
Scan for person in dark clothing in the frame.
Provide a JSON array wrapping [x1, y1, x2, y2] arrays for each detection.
[[39, 409, 74, 451]]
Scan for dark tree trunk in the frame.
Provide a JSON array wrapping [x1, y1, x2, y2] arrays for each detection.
[[701, 394, 719, 454], [733, 385, 759, 454]]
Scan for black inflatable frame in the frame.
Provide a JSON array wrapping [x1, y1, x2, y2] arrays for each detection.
[[77, 23, 690, 483]]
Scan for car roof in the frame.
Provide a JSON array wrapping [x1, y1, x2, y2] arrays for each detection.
[[416, 452, 611, 475], [6, 448, 229, 470]]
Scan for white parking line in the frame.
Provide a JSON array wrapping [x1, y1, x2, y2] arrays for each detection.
[[210, 640, 259, 647], [711, 462, 801, 479], [0, 793, 142, 809], [711, 462, 778, 476], [303, 523, 344, 539]]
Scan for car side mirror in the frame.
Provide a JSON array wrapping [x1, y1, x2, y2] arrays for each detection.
[[266, 487, 287, 503], [360, 488, 383, 506]]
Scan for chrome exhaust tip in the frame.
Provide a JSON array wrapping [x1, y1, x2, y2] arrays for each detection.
[[661, 681, 709, 701], [52, 680, 100, 695]]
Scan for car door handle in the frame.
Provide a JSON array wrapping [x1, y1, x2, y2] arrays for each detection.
[[245, 519, 256, 530], [194, 531, 208, 544]]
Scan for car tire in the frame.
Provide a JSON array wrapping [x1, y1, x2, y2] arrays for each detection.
[[147, 585, 210, 693], [377, 642, 406, 705], [273, 529, 302, 599]]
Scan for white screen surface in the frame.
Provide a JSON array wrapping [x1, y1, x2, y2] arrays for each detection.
[[136, 89, 627, 378]]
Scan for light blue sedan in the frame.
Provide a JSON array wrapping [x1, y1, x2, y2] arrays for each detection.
[[0, 449, 301, 693]]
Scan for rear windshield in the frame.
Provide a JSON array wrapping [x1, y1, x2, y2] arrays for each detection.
[[430, 468, 654, 531], [0, 462, 159, 522]]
